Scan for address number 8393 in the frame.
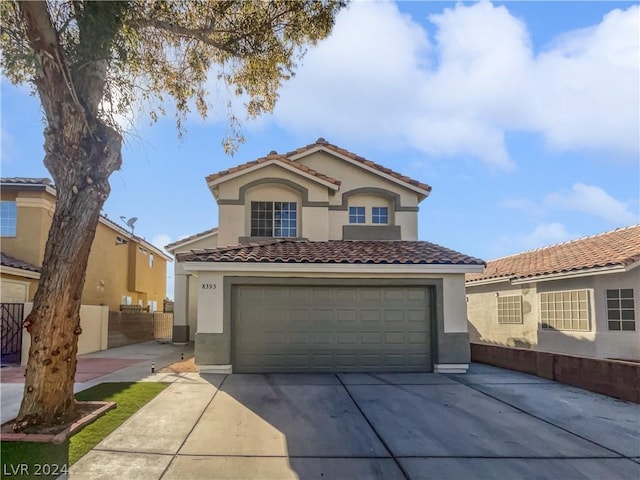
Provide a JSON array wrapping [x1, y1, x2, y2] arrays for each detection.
[[202, 283, 216, 290]]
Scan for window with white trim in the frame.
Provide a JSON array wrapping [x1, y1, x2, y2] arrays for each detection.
[[540, 290, 589, 331], [372, 207, 388, 224], [250, 201, 297, 237], [497, 295, 523, 324], [349, 206, 365, 224], [149, 253, 154, 268], [607, 289, 635, 331], [1, 201, 17, 237]]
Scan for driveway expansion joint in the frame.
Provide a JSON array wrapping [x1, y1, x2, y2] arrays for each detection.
[[445, 374, 632, 460], [336, 374, 410, 480]]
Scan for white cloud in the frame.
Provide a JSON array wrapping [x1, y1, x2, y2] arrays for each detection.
[[517, 222, 575, 249], [272, 1, 639, 169], [495, 222, 576, 256], [545, 183, 639, 225], [500, 197, 545, 216]]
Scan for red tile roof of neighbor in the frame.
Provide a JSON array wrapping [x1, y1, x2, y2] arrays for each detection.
[[286, 138, 432, 193], [176, 239, 485, 266], [466, 225, 640, 284], [205, 153, 341, 186], [0, 177, 52, 186], [165, 227, 219, 250], [0, 252, 41, 273]]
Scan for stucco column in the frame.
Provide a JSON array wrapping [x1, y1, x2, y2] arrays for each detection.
[[194, 271, 230, 372], [172, 268, 190, 344]]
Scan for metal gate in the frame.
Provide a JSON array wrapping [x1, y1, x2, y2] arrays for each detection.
[[1, 303, 24, 364]]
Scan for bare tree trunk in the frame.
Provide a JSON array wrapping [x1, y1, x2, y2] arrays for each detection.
[[12, 1, 123, 429], [14, 122, 122, 430]]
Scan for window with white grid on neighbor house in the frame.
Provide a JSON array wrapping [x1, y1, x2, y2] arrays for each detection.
[[540, 290, 589, 331]]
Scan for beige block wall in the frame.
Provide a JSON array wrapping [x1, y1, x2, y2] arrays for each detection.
[[21, 303, 109, 365]]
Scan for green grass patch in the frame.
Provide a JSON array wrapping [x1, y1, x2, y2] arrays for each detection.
[[69, 382, 167, 464]]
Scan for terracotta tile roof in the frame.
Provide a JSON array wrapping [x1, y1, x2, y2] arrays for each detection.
[[466, 225, 640, 284], [286, 138, 432, 193], [206, 153, 341, 187], [1, 252, 41, 273], [176, 239, 485, 266], [165, 227, 219, 250]]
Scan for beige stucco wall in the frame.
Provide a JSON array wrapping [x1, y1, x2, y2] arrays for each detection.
[[466, 268, 640, 360], [1, 189, 54, 268], [21, 303, 109, 365], [81, 222, 167, 311], [466, 281, 539, 348], [213, 151, 424, 243], [0, 274, 39, 302], [171, 233, 219, 341], [297, 151, 420, 207]]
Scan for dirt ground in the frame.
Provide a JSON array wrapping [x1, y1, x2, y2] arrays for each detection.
[[158, 356, 197, 373]]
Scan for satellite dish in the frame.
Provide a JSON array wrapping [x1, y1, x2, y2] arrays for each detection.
[[120, 216, 138, 234]]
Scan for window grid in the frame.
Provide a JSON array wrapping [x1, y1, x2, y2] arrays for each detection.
[[349, 206, 365, 224], [540, 290, 589, 331], [1, 201, 17, 237], [497, 295, 523, 324], [372, 207, 388, 224], [606, 289, 635, 331], [251, 201, 297, 237]]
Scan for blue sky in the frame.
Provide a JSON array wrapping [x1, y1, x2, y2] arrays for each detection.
[[1, 1, 639, 298]]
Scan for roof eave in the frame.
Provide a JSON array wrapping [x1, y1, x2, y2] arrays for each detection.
[[165, 230, 219, 253], [467, 262, 637, 287], [288, 145, 432, 198], [206, 159, 340, 191], [182, 262, 484, 274], [0, 265, 41, 279]]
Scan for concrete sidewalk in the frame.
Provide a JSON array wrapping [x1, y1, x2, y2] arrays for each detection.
[[69, 363, 640, 480], [0, 341, 194, 424]]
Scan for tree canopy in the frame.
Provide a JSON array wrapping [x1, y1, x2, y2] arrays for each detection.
[[0, 0, 345, 429], [2, 0, 345, 150]]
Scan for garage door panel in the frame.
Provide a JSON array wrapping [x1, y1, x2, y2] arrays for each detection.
[[233, 285, 432, 373]]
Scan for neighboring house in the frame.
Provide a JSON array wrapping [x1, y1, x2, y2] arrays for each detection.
[[166, 138, 484, 374], [466, 225, 640, 361], [0, 177, 171, 312]]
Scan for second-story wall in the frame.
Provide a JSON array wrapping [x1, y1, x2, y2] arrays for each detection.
[[213, 150, 424, 245], [1, 189, 54, 268]]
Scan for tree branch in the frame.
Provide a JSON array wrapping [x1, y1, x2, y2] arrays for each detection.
[[136, 17, 244, 57]]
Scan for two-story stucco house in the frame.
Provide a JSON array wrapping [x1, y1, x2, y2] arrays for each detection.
[[0, 177, 171, 311], [466, 225, 640, 360], [166, 139, 485, 374]]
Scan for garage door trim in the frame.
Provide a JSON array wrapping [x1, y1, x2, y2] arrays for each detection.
[[225, 276, 444, 373]]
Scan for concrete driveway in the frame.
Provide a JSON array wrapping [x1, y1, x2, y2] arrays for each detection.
[[70, 363, 640, 479]]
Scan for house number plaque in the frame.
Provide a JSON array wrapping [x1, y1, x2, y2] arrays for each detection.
[[202, 283, 216, 290]]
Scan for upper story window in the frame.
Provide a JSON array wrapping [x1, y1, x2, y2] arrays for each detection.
[[372, 207, 388, 224], [607, 289, 635, 331], [540, 290, 589, 331], [251, 201, 297, 237], [349, 206, 365, 224], [149, 253, 154, 268], [0, 201, 17, 237]]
